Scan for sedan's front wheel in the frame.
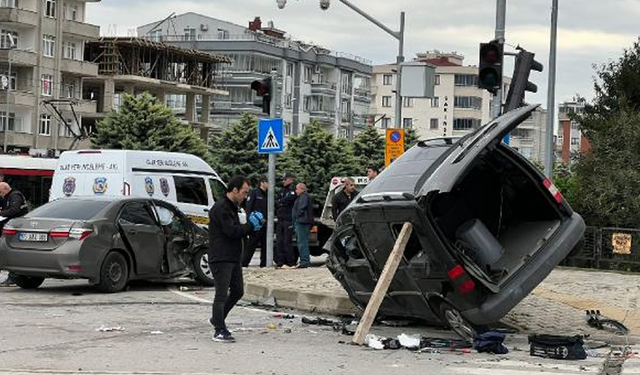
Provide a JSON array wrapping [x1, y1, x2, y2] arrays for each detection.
[[192, 248, 214, 286], [98, 251, 129, 293]]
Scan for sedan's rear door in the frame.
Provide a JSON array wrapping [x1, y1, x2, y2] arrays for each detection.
[[117, 201, 165, 275]]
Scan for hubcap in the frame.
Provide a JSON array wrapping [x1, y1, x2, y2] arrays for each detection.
[[444, 308, 476, 341], [108, 262, 123, 282], [199, 253, 212, 279]]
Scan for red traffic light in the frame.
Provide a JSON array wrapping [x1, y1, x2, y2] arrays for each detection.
[[480, 43, 501, 64]]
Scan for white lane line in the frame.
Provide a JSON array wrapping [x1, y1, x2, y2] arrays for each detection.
[[167, 288, 275, 315]]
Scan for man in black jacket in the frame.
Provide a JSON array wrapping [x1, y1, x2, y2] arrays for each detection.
[[292, 183, 314, 268], [332, 177, 356, 220], [275, 173, 297, 268], [242, 176, 268, 267], [208, 175, 263, 343], [0, 182, 29, 287]]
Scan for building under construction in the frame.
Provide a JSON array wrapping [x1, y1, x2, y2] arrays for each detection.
[[82, 37, 231, 140]]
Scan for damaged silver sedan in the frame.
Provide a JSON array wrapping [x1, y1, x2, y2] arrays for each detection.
[[326, 105, 586, 340]]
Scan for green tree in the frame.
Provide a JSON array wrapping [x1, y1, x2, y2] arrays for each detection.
[[209, 114, 267, 184], [571, 39, 640, 227], [404, 127, 419, 151], [91, 92, 210, 162], [352, 125, 384, 170]]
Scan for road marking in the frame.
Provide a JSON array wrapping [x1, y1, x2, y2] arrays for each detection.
[[167, 288, 275, 315], [0, 371, 241, 375]]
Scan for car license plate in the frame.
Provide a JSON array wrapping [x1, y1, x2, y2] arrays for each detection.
[[18, 232, 48, 242]]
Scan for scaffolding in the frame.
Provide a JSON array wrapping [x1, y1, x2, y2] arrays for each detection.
[[85, 37, 232, 90]]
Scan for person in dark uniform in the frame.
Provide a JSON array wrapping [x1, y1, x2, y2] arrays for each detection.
[[332, 177, 356, 220], [0, 182, 29, 287], [275, 172, 297, 268], [242, 176, 269, 267], [208, 175, 263, 343]]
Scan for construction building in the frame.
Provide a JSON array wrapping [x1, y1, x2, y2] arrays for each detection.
[[557, 98, 589, 164], [137, 13, 373, 139]]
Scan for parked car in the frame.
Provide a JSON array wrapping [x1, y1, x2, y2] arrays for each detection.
[[0, 196, 213, 292], [325, 105, 586, 340]]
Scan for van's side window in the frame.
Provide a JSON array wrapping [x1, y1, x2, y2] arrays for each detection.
[[209, 179, 226, 203], [174, 176, 208, 206]]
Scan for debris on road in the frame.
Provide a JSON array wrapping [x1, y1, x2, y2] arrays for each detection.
[[364, 334, 385, 350], [301, 316, 338, 326], [529, 334, 587, 360], [397, 333, 421, 349], [586, 310, 629, 335], [473, 331, 509, 354], [95, 325, 125, 332], [273, 313, 296, 319], [149, 330, 164, 335]]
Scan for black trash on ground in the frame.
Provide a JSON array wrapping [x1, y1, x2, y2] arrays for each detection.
[[528, 334, 587, 360], [473, 331, 509, 354], [586, 310, 629, 335]]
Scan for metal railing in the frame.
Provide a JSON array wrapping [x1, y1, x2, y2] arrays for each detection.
[[561, 226, 640, 272]]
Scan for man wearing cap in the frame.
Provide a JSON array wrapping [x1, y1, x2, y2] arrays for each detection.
[[275, 173, 297, 268]]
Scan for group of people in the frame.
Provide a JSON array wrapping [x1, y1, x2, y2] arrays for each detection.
[[0, 172, 29, 287], [207, 166, 381, 343]]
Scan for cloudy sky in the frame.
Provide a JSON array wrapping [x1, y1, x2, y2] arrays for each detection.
[[87, 0, 640, 108]]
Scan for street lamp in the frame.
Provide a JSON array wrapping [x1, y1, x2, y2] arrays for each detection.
[[2, 33, 16, 153], [278, 0, 406, 128]]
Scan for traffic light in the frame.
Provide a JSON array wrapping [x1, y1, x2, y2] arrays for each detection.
[[504, 48, 543, 112], [478, 40, 504, 93], [251, 77, 272, 116]]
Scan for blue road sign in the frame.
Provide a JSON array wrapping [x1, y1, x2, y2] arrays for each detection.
[[258, 118, 284, 154]]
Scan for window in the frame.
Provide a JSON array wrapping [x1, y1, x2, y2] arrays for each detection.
[[284, 93, 292, 109], [453, 118, 482, 131], [379, 118, 391, 129], [382, 74, 393, 85], [43, 35, 56, 57], [45, 0, 57, 18], [209, 178, 226, 203], [217, 28, 229, 40], [303, 95, 311, 112], [454, 96, 483, 110], [339, 128, 348, 139], [286, 63, 294, 77], [174, 176, 208, 205], [41, 74, 53, 96], [1, 29, 18, 49], [431, 96, 440, 108], [183, 28, 196, 41], [62, 79, 76, 98], [403, 97, 413, 108], [402, 118, 413, 129], [434, 75, 441, 85], [0, 69, 17, 90], [382, 96, 392, 107], [149, 30, 162, 42], [1, 0, 20, 7], [304, 66, 312, 83], [454, 74, 478, 87], [571, 137, 579, 146], [430, 118, 439, 130], [283, 121, 292, 136], [65, 41, 76, 60], [67, 4, 77, 21], [27, 199, 110, 220], [39, 114, 51, 135], [119, 202, 157, 226], [0, 112, 15, 131]]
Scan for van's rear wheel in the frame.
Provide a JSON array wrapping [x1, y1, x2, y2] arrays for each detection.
[[439, 302, 478, 342], [14, 275, 45, 289], [193, 248, 214, 286]]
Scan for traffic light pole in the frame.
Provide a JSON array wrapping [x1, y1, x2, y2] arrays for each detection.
[[492, 0, 506, 119], [265, 72, 278, 267], [544, 0, 559, 179]]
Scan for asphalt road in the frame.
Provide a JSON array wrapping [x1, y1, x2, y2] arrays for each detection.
[[0, 277, 611, 375]]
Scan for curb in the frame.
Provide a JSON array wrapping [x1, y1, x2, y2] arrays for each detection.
[[243, 282, 358, 316]]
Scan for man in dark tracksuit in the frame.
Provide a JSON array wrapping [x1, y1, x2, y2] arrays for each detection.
[[275, 173, 297, 268], [332, 177, 356, 220], [208, 175, 262, 343], [0, 182, 29, 287], [242, 176, 268, 267]]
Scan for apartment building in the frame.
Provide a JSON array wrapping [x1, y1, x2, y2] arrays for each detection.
[[137, 13, 373, 139], [557, 98, 589, 164], [0, 0, 100, 155], [371, 51, 547, 162]]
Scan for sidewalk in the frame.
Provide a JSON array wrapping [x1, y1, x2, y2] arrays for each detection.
[[236, 265, 640, 338]]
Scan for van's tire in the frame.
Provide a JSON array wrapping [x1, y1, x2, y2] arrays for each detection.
[[438, 302, 478, 342], [193, 248, 214, 286], [98, 252, 129, 293], [14, 275, 45, 289]]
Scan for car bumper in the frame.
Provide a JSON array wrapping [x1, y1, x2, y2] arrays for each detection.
[[0, 243, 91, 279], [462, 213, 586, 325]]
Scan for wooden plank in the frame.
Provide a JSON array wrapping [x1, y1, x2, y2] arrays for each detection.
[[352, 222, 413, 345]]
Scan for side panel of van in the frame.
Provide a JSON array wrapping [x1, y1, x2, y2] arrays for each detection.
[[51, 153, 126, 201]]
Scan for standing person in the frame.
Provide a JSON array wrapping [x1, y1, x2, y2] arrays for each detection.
[[366, 165, 379, 181], [275, 173, 297, 268], [242, 176, 268, 268], [0, 182, 29, 287], [292, 183, 314, 269], [332, 177, 356, 220], [208, 175, 263, 343]]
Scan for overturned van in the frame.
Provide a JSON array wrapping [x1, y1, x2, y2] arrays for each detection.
[[325, 105, 585, 341]]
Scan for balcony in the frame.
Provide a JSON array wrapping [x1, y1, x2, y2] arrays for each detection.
[[60, 58, 98, 77], [73, 100, 98, 114], [0, 91, 36, 108], [310, 82, 337, 96], [0, 7, 38, 26], [212, 101, 263, 115], [354, 87, 372, 103], [63, 20, 100, 39], [0, 49, 38, 67], [310, 110, 336, 124]]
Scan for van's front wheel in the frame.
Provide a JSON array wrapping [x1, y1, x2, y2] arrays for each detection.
[[439, 302, 478, 342], [193, 248, 214, 286]]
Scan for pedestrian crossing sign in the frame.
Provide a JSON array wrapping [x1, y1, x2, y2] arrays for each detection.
[[258, 118, 284, 154]]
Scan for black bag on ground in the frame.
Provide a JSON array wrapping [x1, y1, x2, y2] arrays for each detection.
[[528, 334, 586, 360]]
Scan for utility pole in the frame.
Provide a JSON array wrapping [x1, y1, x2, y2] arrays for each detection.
[[545, 0, 559, 179], [3, 34, 16, 153], [492, 0, 506, 119], [265, 69, 278, 267]]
